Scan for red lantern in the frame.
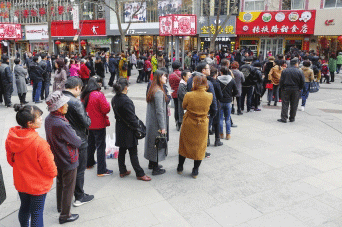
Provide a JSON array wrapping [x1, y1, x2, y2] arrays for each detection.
[[338, 36, 342, 43], [80, 40, 87, 46], [55, 40, 61, 45]]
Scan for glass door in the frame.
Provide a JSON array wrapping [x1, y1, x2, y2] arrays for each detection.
[[260, 38, 283, 59]]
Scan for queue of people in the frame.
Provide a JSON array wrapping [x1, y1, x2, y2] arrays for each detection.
[[3, 47, 340, 227]]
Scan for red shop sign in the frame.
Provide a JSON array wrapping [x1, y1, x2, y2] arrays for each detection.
[[51, 20, 106, 37], [0, 24, 22, 40], [236, 10, 316, 35], [159, 14, 197, 36]]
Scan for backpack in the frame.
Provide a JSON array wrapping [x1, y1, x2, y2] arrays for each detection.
[[137, 59, 144, 70], [241, 65, 251, 79], [312, 64, 319, 75], [321, 65, 329, 75], [122, 60, 128, 71]]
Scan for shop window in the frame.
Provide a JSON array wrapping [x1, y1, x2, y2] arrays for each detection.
[[324, 0, 342, 8], [244, 0, 264, 11]]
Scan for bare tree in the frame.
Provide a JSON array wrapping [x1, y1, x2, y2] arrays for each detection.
[[209, 0, 239, 51], [91, 0, 146, 52]]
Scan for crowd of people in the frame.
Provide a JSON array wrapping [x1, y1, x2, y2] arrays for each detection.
[[2, 46, 341, 226]]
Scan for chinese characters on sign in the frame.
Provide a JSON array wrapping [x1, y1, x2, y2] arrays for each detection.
[[236, 10, 316, 35], [0, 24, 21, 40], [159, 15, 197, 36], [200, 25, 235, 35]]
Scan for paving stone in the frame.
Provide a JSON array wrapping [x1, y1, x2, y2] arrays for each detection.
[[205, 200, 262, 227]]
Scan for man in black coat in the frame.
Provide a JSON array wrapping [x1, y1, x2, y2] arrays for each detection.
[[108, 53, 118, 86], [240, 57, 262, 112], [278, 58, 305, 123], [39, 53, 49, 100], [0, 56, 13, 107], [29, 56, 44, 103], [62, 77, 94, 206]]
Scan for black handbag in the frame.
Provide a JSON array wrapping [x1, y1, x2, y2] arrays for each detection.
[[113, 107, 146, 139], [0, 165, 6, 205], [309, 81, 319, 93], [155, 133, 168, 156]]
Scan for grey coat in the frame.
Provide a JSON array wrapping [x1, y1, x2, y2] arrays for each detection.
[[231, 69, 245, 97], [177, 81, 187, 124], [14, 65, 27, 94], [144, 90, 167, 163]]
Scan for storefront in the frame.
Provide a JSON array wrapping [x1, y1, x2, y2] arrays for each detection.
[[51, 20, 106, 56], [314, 9, 342, 57], [87, 38, 111, 54], [25, 25, 49, 53], [236, 10, 316, 59], [197, 16, 237, 52], [0, 24, 22, 58]]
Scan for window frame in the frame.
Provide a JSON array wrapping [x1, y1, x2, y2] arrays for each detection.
[[324, 0, 342, 8], [291, 0, 305, 9], [244, 0, 265, 12]]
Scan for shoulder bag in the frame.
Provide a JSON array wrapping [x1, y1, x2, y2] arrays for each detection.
[[308, 81, 319, 93], [113, 107, 146, 139]]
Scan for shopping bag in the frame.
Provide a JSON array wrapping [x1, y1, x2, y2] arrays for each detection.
[[106, 133, 119, 159]]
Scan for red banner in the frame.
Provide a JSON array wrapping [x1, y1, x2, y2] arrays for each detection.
[[236, 10, 316, 35], [159, 14, 197, 36], [0, 24, 21, 40], [51, 20, 106, 37]]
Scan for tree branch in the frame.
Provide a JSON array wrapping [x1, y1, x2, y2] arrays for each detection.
[[125, 0, 146, 33]]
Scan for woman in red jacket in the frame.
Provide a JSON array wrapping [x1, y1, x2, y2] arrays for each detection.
[[81, 76, 112, 177], [79, 59, 90, 85], [6, 104, 57, 227]]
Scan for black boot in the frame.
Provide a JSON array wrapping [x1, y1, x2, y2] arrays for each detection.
[[177, 164, 183, 175], [214, 138, 223, 147], [192, 168, 199, 179]]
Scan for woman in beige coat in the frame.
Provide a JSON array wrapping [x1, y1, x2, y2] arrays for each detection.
[[300, 60, 315, 112], [268, 60, 284, 106], [177, 75, 213, 178]]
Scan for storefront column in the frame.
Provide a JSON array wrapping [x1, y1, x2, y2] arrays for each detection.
[[182, 36, 185, 68], [175, 37, 179, 60]]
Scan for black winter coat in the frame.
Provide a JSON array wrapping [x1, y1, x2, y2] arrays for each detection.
[[112, 93, 139, 148], [29, 62, 44, 82], [95, 62, 105, 78], [108, 57, 117, 73], [63, 91, 91, 149]]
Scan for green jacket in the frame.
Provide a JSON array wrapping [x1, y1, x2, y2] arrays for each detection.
[[329, 58, 337, 72], [337, 55, 342, 65], [185, 56, 191, 69]]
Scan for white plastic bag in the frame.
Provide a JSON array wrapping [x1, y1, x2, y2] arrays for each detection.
[[106, 133, 119, 159]]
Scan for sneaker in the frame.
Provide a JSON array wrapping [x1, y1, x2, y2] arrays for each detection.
[[73, 194, 94, 207], [205, 152, 211, 158], [97, 169, 113, 177], [254, 108, 261, 111], [301, 106, 305, 112]]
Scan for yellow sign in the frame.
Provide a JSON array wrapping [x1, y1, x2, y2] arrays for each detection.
[[200, 25, 235, 35]]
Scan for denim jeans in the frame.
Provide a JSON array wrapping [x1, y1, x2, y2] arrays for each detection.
[[18, 192, 47, 227], [33, 81, 42, 102], [219, 102, 232, 134], [267, 85, 280, 104], [301, 82, 310, 107], [41, 80, 50, 100], [241, 86, 253, 111]]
